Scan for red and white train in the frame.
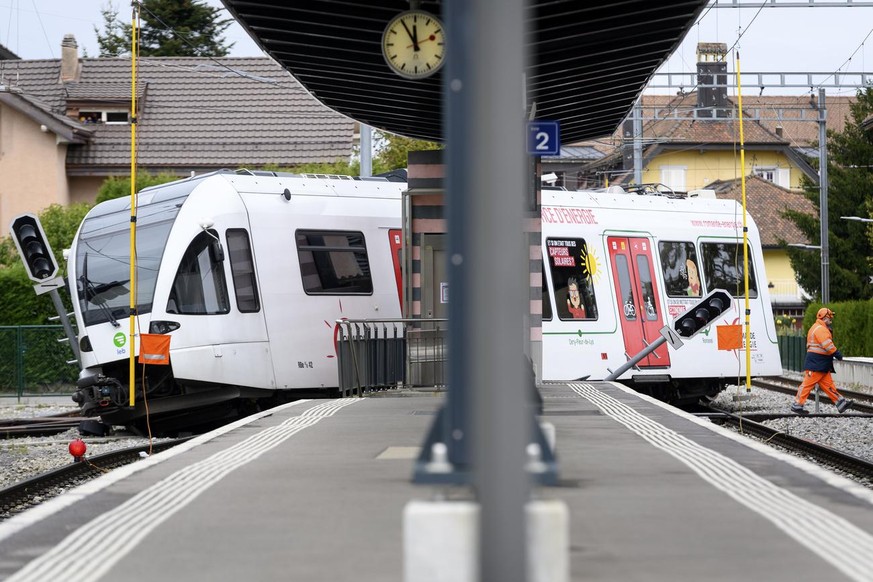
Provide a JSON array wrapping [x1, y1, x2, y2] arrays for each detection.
[[538, 185, 782, 403]]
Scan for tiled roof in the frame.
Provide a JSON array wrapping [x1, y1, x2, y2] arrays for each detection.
[[0, 87, 94, 143], [640, 92, 788, 145], [704, 175, 816, 247], [738, 95, 853, 148], [567, 93, 855, 150], [0, 56, 354, 172]]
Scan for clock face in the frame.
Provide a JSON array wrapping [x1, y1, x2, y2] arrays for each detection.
[[382, 10, 445, 79]]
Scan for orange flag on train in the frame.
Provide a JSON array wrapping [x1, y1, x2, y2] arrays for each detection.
[[138, 333, 171, 365], [716, 324, 743, 351]]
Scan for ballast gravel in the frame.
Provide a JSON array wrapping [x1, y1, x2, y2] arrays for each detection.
[[0, 399, 164, 491]]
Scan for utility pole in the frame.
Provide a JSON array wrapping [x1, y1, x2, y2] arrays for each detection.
[[633, 99, 643, 184], [818, 88, 830, 304]]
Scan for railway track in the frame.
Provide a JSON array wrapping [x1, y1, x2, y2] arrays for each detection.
[[0, 437, 190, 519], [0, 412, 83, 439], [704, 406, 873, 483]]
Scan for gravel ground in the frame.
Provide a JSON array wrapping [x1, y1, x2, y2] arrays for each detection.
[[0, 399, 164, 490], [711, 380, 873, 489]]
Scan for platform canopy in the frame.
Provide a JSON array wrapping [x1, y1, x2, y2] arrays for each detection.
[[222, 1, 708, 144]]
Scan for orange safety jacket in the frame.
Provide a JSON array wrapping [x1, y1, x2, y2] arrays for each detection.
[[803, 320, 839, 373]]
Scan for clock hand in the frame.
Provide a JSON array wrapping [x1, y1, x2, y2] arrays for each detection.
[[407, 33, 438, 49], [400, 20, 420, 51]]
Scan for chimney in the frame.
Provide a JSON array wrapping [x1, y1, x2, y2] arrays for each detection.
[[60, 34, 80, 83], [696, 42, 728, 119]]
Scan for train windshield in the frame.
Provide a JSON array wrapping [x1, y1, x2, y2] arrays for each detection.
[[75, 210, 177, 326]]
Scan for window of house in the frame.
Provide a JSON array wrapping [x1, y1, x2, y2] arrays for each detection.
[[658, 241, 703, 297], [753, 166, 790, 188], [659, 165, 687, 192], [226, 229, 259, 312], [700, 242, 758, 298], [546, 237, 598, 321], [296, 230, 373, 294], [167, 230, 230, 315], [78, 110, 130, 125]]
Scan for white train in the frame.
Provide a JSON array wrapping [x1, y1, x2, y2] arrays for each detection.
[[539, 185, 782, 403], [66, 172, 781, 431], [69, 171, 404, 431]]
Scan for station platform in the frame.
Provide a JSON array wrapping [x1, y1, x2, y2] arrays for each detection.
[[3, 381, 873, 581]]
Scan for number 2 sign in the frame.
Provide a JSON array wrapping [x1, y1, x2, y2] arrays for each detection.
[[527, 121, 560, 156]]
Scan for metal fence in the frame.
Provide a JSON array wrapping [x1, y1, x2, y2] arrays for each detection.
[[0, 325, 78, 396], [336, 318, 448, 396], [778, 334, 805, 372]]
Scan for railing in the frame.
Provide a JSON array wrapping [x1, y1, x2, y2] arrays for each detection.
[[778, 334, 806, 372], [0, 325, 78, 397], [335, 318, 448, 396]]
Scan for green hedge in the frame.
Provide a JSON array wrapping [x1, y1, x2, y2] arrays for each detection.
[[802, 299, 873, 356]]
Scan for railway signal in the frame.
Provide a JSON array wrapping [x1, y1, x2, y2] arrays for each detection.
[[673, 289, 733, 338], [9, 213, 60, 284]]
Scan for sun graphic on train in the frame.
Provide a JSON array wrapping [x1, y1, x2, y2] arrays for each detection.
[[579, 246, 602, 284]]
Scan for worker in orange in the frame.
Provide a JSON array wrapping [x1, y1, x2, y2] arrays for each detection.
[[791, 307, 852, 414]]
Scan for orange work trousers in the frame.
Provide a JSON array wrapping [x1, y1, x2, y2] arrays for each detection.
[[795, 370, 840, 405]]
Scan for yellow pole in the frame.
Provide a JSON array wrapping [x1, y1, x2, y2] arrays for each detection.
[[128, 5, 139, 407], [736, 52, 752, 394]]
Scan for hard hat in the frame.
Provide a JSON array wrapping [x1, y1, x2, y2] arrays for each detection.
[[816, 307, 834, 320]]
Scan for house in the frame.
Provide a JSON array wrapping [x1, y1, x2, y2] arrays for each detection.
[[0, 35, 355, 231], [544, 43, 854, 193]]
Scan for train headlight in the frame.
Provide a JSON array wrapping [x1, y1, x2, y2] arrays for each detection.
[[149, 320, 180, 334], [673, 289, 733, 338]]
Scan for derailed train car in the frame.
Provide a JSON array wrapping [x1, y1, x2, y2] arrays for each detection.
[[69, 171, 404, 431], [61, 173, 781, 431], [539, 186, 782, 403]]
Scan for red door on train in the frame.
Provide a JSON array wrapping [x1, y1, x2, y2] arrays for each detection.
[[388, 228, 403, 308], [607, 236, 670, 368]]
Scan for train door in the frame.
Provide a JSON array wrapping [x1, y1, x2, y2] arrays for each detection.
[[607, 236, 670, 368], [388, 229, 403, 308]]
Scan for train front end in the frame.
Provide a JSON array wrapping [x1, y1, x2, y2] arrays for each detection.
[[67, 180, 194, 428]]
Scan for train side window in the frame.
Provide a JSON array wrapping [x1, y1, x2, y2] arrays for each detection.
[[635, 255, 658, 321], [545, 237, 598, 321], [614, 255, 637, 321], [296, 230, 373, 294], [700, 242, 758, 298], [541, 265, 553, 321], [227, 229, 260, 313], [658, 241, 702, 297], [167, 230, 230, 315]]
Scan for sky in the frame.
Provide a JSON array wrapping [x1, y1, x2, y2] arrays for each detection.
[[1, 1, 872, 97]]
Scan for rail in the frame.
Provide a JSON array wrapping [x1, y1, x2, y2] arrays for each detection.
[[335, 318, 448, 397]]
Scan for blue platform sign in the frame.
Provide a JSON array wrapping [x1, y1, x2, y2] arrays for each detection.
[[527, 120, 561, 156]]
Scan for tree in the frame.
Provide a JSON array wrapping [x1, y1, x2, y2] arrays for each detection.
[[256, 131, 441, 177], [373, 132, 442, 174], [783, 87, 873, 302], [95, 172, 180, 204], [95, 4, 130, 58], [95, 0, 233, 58]]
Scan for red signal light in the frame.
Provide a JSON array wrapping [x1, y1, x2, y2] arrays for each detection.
[[69, 439, 87, 460]]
